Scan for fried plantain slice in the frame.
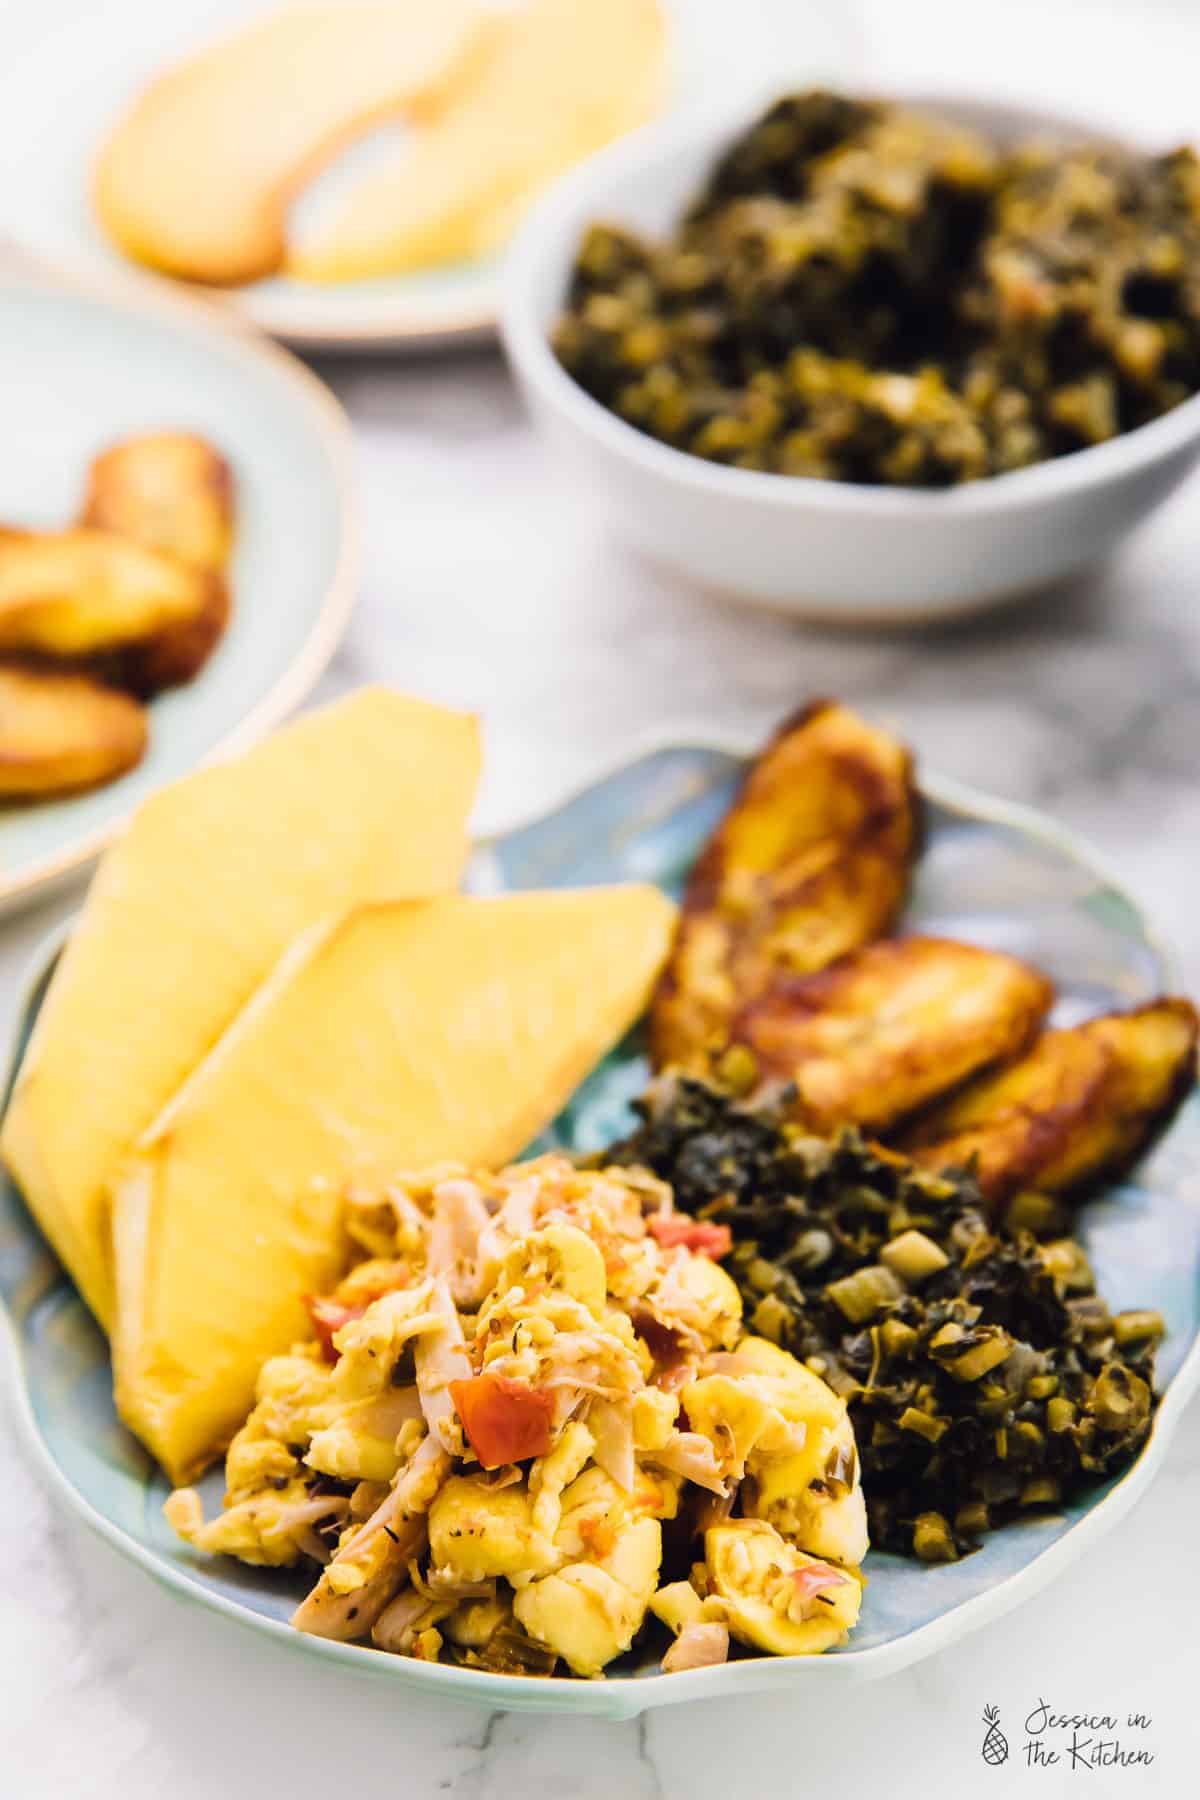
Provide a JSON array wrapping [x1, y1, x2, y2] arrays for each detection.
[[0, 528, 210, 658], [81, 433, 234, 573], [105, 577, 230, 695], [901, 997, 1199, 1208], [730, 935, 1054, 1135], [80, 433, 235, 692], [0, 664, 147, 798], [650, 701, 919, 1072]]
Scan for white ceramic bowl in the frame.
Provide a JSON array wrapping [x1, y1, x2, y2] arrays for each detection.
[[502, 94, 1200, 623]]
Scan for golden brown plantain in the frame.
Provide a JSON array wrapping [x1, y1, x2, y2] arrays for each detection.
[[105, 576, 230, 696], [80, 433, 235, 692], [81, 433, 234, 573], [730, 934, 1054, 1135], [650, 701, 919, 1072], [0, 528, 210, 658], [901, 997, 1199, 1208], [0, 665, 147, 798]]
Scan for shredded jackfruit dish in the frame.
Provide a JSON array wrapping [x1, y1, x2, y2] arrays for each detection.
[[168, 1156, 867, 1678]]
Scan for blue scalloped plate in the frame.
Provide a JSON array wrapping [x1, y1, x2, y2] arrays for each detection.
[[2, 741, 1197, 1718]]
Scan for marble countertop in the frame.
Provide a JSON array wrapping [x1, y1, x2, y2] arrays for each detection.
[[3, 4, 1200, 1796]]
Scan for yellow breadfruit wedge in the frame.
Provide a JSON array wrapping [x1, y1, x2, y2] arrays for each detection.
[[290, 0, 667, 282], [111, 887, 676, 1482], [93, 3, 496, 285], [1, 689, 480, 1328]]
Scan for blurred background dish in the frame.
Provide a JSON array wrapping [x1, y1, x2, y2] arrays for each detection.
[[0, 273, 354, 914], [0, 0, 850, 353], [502, 93, 1200, 622]]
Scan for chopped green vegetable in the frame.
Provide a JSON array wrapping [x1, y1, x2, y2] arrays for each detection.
[[899, 1407, 948, 1443], [826, 1263, 905, 1323], [913, 1512, 958, 1562], [1113, 1309, 1165, 1348], [612, 1075, 1162, 1561], [881, 1229, 951, 1283]]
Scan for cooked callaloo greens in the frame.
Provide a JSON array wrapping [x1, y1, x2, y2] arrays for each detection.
[[553, 90, 1200, 486], [612, 1077, 1165, 1560]]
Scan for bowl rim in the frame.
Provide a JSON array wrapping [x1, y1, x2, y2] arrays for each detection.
[[501, 87, 1200, 518]]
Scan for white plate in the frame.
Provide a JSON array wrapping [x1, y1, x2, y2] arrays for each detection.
[[0, 271, 355, 914], [0, 0, 850, 352]]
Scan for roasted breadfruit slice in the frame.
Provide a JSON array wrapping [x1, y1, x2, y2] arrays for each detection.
[[80, 433, 235, 692], [0, 528, 209, 658], [0, 665, 147, 797], [730, 935, 1053, 1135], [901, 998, 1199, 1207], [650, 701, 919, 1072], [93, 2, 495, 285], [290, 0, 666, 281]]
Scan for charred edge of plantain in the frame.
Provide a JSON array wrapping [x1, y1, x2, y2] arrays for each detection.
[[904, 997, 1199, 1211], [109, 573, 231, 696], [1092, 996, 1199, 1190], [648, 700, 921, 1070]]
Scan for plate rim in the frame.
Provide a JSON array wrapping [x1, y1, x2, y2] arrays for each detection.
[[2, 743, 1197, 1717], [7, 245, 501, 354], [0, 266, 359, 912]]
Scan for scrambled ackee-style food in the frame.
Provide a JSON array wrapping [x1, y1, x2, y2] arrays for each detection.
[[554, 90, 1200, 485], [167, 1156, 867, 1677]]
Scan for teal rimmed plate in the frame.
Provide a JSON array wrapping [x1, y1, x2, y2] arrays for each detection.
[[0, 271, 355, 915], [2, 741, 1197, 1717]]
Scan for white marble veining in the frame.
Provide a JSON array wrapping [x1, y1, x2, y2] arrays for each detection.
[[3, 3, 1200, 1794]]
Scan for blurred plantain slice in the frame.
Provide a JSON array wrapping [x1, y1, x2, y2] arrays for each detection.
[[82, 433, 233, 572], [0, 664, 147, 798], [901, 997, 1199, 1208], [0, 527, 210, 658], [730, 934, 1054, 1135], [650, 700, 919, 1072], [80, 433, 235, 692]]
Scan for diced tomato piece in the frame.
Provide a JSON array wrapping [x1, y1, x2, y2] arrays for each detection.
[[579, 1513, 618, 1558], [449, 1372, 556, 1469], [647, 1216, 733, 1259], [304, 1296, 366, 1363], [304, 1266, 414, 1362]]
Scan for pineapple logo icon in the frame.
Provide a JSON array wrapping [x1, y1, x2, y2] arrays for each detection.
[[981, 1705, 1009, 1766]]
